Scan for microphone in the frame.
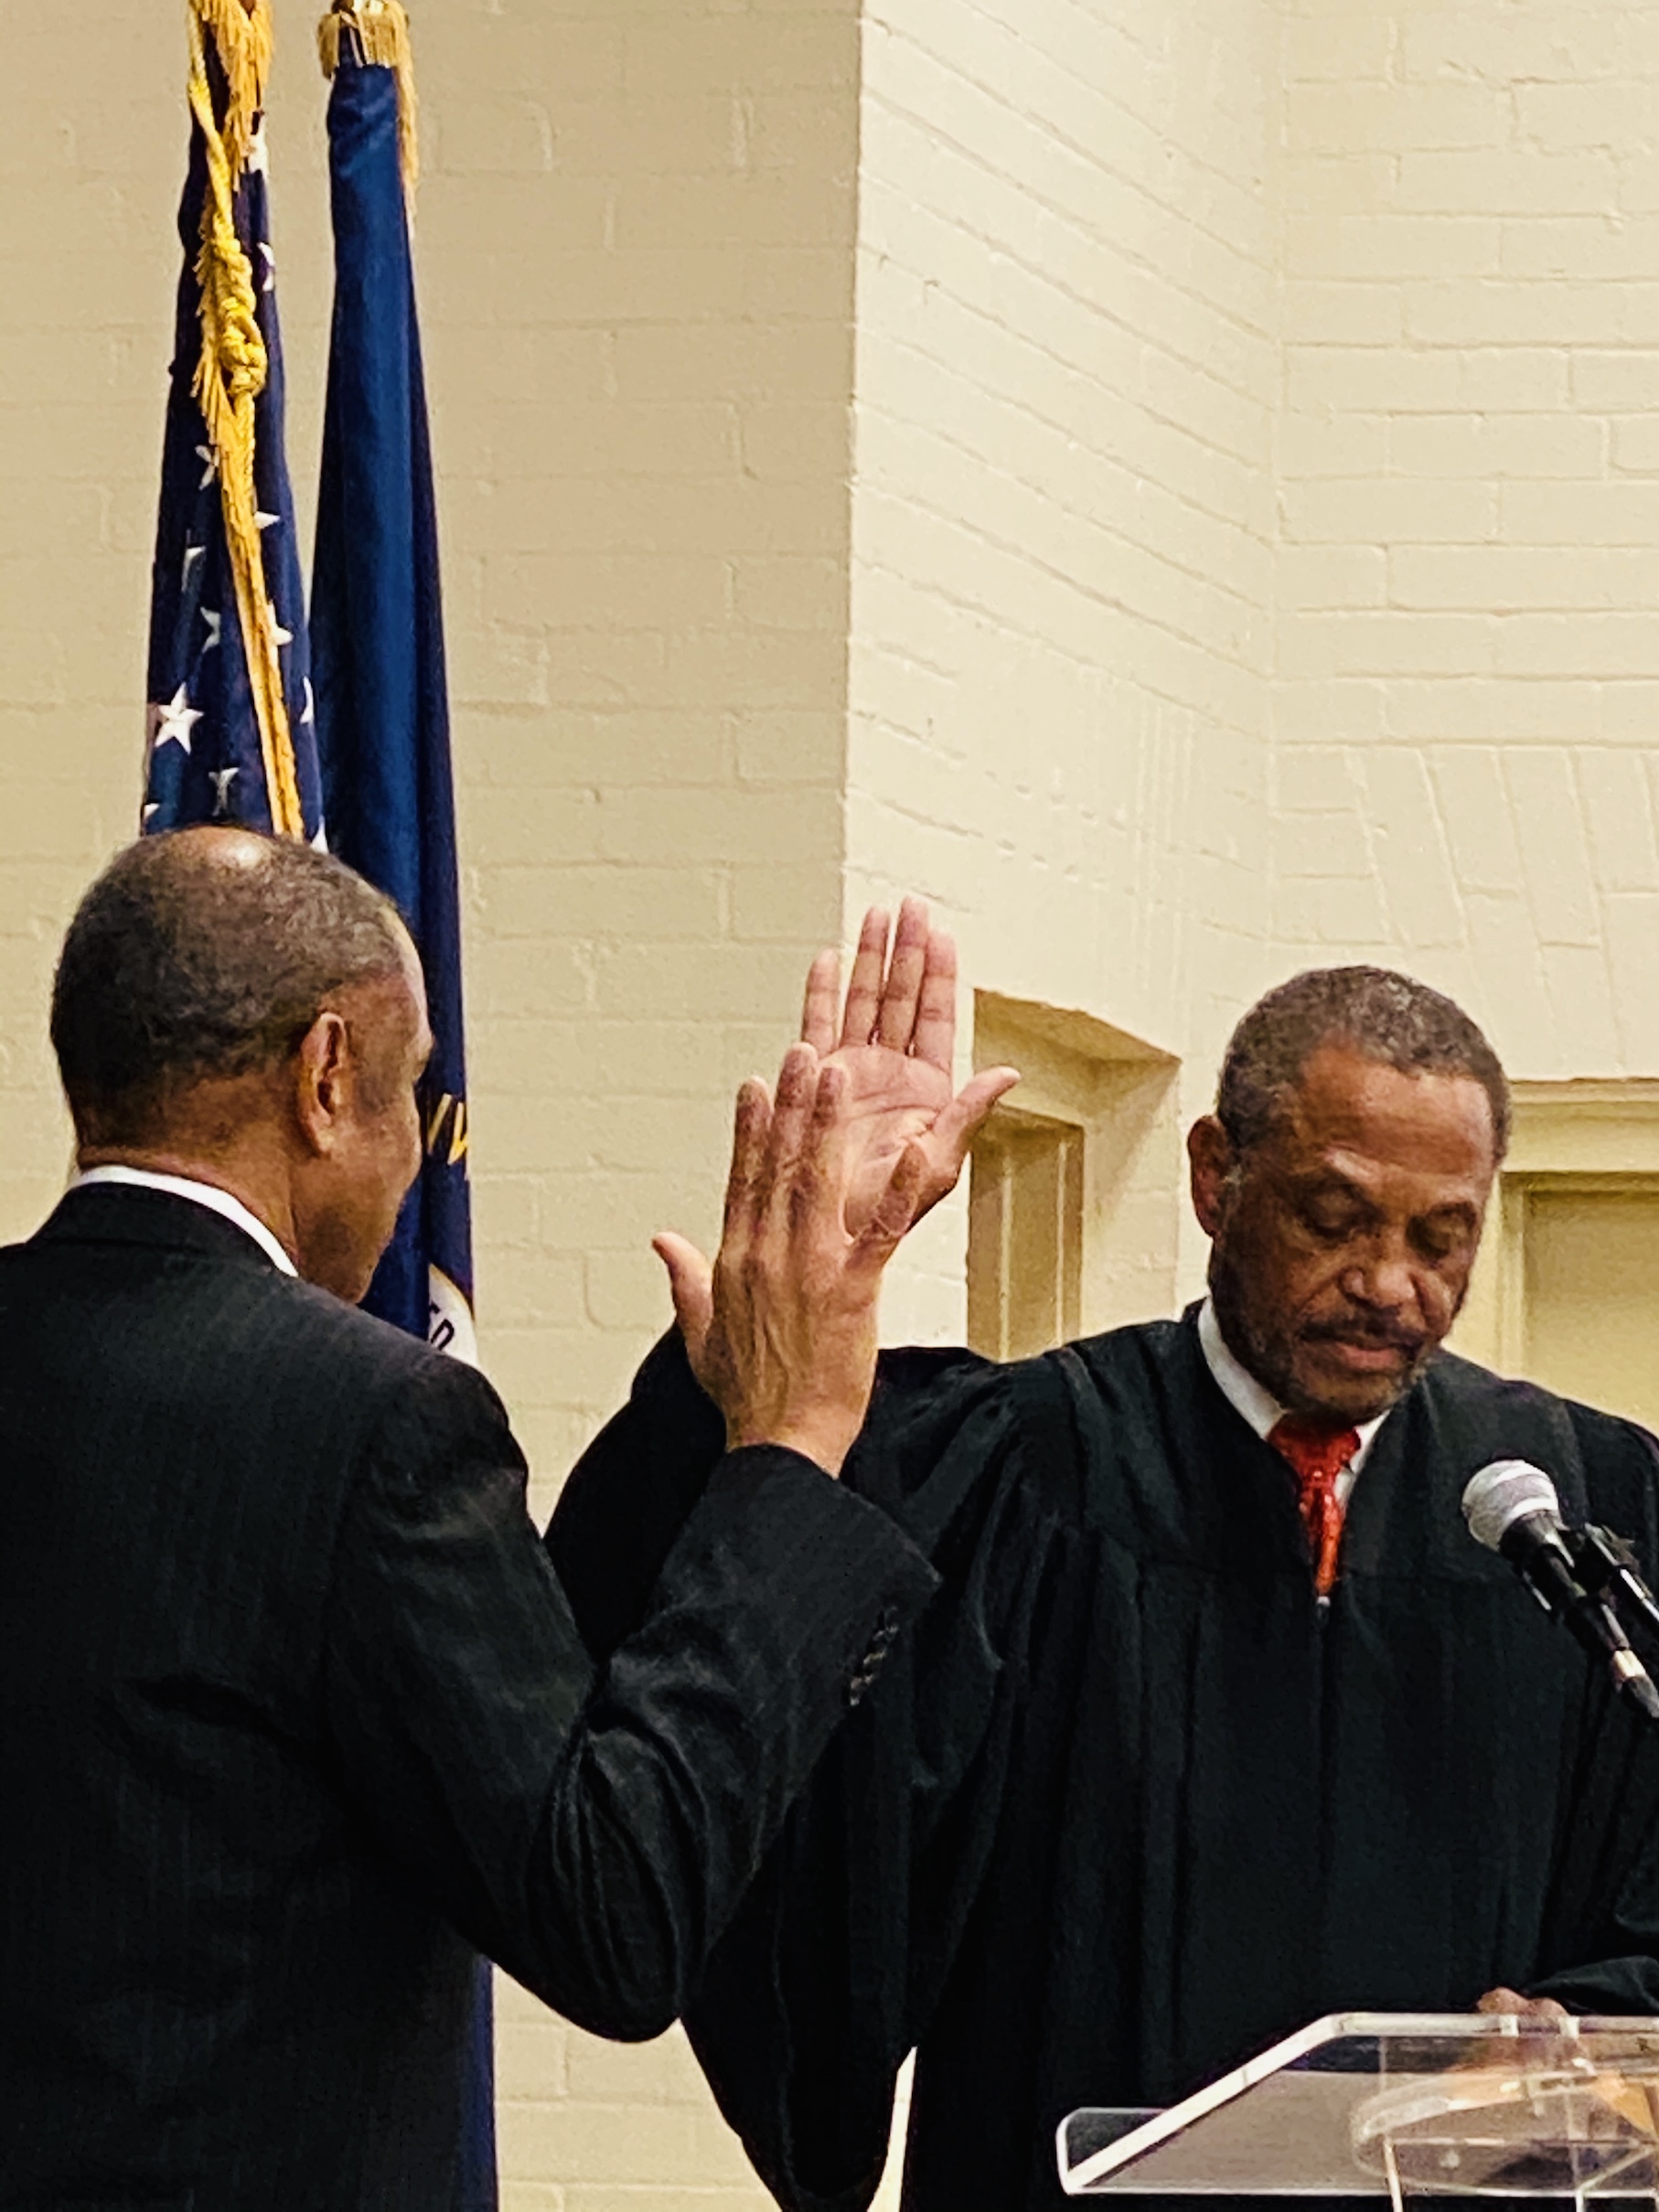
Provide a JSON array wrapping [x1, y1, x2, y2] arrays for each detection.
[[1462, 1460, 1659, 1722]]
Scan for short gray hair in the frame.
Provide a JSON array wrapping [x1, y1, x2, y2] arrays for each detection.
[[52, 828, 408, 1145], [1216, 966, 1511, 1162]]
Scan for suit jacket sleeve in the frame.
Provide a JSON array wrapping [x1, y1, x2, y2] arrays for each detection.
[[320, 1348, 937, 2040]]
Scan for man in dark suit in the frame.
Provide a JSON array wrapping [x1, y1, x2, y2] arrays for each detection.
[[0, 828, 1001, 2210]]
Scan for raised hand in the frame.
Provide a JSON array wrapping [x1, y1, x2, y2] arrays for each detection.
[[653, 1044, 927, 1477], [801, 897, 1019, 1239]]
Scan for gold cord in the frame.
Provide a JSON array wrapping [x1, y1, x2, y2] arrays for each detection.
[[185, 0, 304, 839]]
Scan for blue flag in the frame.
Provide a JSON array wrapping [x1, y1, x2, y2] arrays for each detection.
[[311, 14, 492, 2205], [312, 14, 475, 1363], [145, 0, 323, 844]]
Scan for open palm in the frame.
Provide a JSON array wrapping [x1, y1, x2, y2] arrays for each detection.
[[801, 900, 1019, 1238]]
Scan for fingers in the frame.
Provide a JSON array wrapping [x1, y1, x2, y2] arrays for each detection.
[[800, 947, 840, 1054], [725, 1045, 832, 1257], [703, 1050, 874, 1476], [787, 1059, 850, 1244], [721, 1075, 774, 1242], [756, 1044, 820, 1235], [1476, 1989, 1568, 2021], [652, 1232, 714, 1366], [874, 895, 931, 1051], [838, 897, 942, 1053], [839, 908, 890, 1048], [1475, 1988, 1562, 2017], [910, 924, 958, 1072]]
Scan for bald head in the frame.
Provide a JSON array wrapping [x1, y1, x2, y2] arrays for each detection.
[[52, 828, 410, 1149]]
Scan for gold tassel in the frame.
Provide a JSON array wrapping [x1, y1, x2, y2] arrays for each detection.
[[193, 0, 273, 206], [318, 0, 419, 207], [186, 0, 305, 839]]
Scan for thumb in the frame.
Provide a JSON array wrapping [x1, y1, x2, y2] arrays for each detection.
[[652, 1232, 714, 1366], [930, 1063, 1022, 1173]]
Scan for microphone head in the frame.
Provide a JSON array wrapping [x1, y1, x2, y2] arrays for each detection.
[[1462, 1459, 1562, 1554]]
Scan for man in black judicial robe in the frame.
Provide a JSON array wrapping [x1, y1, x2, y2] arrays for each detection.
[[548, 914, 1659, 2212]]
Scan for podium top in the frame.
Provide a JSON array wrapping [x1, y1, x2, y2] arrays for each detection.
[[1059, 2013, 1659, 2197]]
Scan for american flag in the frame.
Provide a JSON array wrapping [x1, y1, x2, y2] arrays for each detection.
[[144, 0, 323, 846]]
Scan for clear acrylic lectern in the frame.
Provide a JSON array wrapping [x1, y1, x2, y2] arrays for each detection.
[[1060, 2014, 1659, 2203]]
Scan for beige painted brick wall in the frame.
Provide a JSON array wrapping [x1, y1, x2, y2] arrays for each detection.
[[416, 0, 862, 1496], [844, 0, 1287, 1330], [1276, 0, 1659, 1080], [411, 5, 861, 2204], [0, 3, 199, 1230]]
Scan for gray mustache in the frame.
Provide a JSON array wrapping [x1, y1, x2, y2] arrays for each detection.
[[1304, 1320, 1424, 1355]]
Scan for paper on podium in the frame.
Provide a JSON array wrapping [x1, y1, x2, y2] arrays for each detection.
[[1059, 2014, 1659, 2199]]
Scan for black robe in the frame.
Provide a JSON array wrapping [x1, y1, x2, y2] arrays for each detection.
[[546, 1311, 1659, 2212]]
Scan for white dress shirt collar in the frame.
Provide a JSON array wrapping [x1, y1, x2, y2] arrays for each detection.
[[1196, 1297, 1387, 1497], [70, 1164, 298, 1278]]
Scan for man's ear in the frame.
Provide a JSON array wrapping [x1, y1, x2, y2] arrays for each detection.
[[294, 1010, 350, 1157], [1186, 1115, 1236, 1239]]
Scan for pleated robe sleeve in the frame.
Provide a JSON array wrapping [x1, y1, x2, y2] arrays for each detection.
[[546, 1331, 1086, 2212], [1524, 1402, 1659, 2017]]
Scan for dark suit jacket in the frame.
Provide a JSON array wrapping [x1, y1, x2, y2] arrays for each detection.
[[0, 1185, 936, 2210]]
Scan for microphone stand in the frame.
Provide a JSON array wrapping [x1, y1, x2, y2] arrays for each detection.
[[1569, 1524, 1659, 1634], [1557, 1524, 1659, 1723]]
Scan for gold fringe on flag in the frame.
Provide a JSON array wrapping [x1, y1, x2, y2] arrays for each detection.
[[318, 0, 420, 206], [185, 0, 305, 839], [192, 0, 271, 183]]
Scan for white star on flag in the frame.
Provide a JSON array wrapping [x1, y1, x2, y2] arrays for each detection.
[[149, 686, 202, 756], [300, 676, 316, 727], [254, 510, 280, 533], [209, 766, 240, 818], [182, 543, 204, 587], [142, 803, 160, 828], [267, 604, 294, 650], [200, 608, 222, 653], [247, 119, 269, 176], [195, 444, 218, 489], [258, 242, 276, 294]]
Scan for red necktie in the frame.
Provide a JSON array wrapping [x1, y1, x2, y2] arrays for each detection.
[[1267, 1414, 1361, 1597]]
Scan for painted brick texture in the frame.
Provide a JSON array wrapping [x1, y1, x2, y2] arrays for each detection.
[[1277, 0, 1659, 1077], [412, 5, 860, 2203], [414, 0, 861, 1497], [846, 0, 1287, 1324]]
